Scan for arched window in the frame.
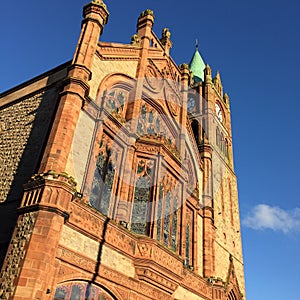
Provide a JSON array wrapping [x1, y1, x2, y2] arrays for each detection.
[[54, 281, 115, 300]]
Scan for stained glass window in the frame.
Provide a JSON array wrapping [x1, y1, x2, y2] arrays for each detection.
[[106, 89, 128, 117], [54, 286, 68, 300], [89, 144, 115, 217], [156, 185, 163, 241], [156, 117, 161, 132], [186, 224, 190, 266], [70, 284, 84, 300], [171, 196, 178, 251], [54, 282, 112, 300], [148, 110, 154, 123], [155, 176, 181, 253], [131, 176, 151, 235], [141, 105, 147, 120], [163, 191, 171, 246]]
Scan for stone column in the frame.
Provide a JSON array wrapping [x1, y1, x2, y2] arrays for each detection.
[[200, 141, 216, 278]]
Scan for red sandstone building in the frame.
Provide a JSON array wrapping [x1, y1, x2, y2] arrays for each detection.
[[0, 1, 245, 299]]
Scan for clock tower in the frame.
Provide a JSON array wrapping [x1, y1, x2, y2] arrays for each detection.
[[188, 45, 245, 297]]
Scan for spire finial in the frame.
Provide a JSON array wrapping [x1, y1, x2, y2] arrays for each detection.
[[195, 38, 199, 50]]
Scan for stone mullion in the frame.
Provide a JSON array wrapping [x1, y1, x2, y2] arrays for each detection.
[[159, 187, 167, 243], [110, 145, 126, 221], [168, 191, 175, 249], [116, 146, 136, 226], [150, 152, 163, 240]]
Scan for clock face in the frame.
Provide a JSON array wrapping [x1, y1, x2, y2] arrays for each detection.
[[215, 103, 223, 122], [188, 97, 195, 112]]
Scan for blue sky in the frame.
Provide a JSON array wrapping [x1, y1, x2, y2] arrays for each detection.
[[1, 0, 300, 299]]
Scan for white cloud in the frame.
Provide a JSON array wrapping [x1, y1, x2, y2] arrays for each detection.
[[242, 204, 300, 233]]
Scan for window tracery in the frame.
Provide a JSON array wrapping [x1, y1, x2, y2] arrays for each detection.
[[54, 281, 114, 300], [103, 88, 129, 123], [137, 102, 180, 159], [89, 134, 120, 217], [156, 172, 180, 252], [131, 159, 154, 235]]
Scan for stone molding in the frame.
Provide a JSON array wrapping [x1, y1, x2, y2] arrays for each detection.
[[19, 171, 77, 218], [61, 200, 217, 299]]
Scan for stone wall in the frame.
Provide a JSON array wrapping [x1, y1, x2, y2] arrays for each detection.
[[214, 168, 245, 296], [66, 110, 95, 189], [0, 85, 61, 267]]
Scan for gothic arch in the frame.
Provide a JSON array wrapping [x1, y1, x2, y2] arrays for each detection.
[[96, 73, 135, 106], [54, 280, 121, 300]]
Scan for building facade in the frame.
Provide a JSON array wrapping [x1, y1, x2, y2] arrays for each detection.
[[0, 1, 245, 299]]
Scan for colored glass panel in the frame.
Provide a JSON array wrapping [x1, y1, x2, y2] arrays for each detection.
[[171, 196, 178, 250], [131, 176, 151, 235], [163, 191, 171, 246]]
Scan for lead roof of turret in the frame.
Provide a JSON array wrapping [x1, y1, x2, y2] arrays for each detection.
[[189, 45, 206, 82]]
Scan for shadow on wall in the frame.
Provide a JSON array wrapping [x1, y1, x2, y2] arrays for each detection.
[[0, 65, 69, 268]]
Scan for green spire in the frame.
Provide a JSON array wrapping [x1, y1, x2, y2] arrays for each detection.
[[189, 41, 206, 82]]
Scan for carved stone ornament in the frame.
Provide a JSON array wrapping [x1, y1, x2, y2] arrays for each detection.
[[163, 78, 181, 117], [140, 9, 154, 18], [28, 170, 77, 188], [145, 65, 163, 92], [131, 34, 141, 46]]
